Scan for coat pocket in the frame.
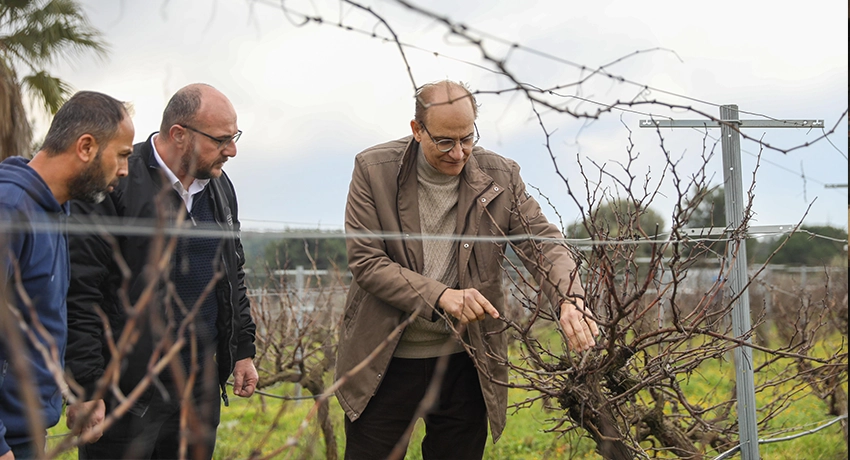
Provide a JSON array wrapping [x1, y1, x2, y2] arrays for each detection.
[[343, 287, 368, 329], [473, 241, 504, 285]]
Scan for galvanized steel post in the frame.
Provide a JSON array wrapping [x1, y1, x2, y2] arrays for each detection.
[[639, 110, 824, 460], [719, 104, 760, 460]]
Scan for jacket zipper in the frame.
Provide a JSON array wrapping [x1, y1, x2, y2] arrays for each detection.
[[210, 183, 235, 407], [395, 160, 415, 269], [219, 251, 234, 407]]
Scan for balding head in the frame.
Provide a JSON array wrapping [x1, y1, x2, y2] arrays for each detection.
[[410, 80, 478, 176], [189, 84, 237, 132], [155, 83, 240, 185], [414, 80, 479, 126], [159, 83, 214, 133]]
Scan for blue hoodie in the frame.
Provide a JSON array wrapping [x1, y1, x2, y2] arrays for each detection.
[[0, 156, 69, 456]]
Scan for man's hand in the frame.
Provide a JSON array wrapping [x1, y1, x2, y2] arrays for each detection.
[[1, 449, 14, 460], [437, 288, 500, 324], [65, 399, 105, 443], [232, 357, 258, 398], [559, 299, 599, 352]]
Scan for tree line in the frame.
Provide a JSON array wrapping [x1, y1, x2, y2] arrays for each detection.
[[248, 190, 848, 272]]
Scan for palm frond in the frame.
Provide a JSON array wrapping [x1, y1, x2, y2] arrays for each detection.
[[22, 69, 71, 114], [0, 0, 106, 159], [1, 0, 107, 68], [0, 0, 33, 23]]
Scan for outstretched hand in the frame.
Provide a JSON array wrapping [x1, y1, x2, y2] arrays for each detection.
[[437, 288, 500, 324], [559, 299, 599, 352]]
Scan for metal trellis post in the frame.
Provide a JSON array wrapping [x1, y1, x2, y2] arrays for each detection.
[[640, 106, 823, 460], [719, 104, 759, 460]]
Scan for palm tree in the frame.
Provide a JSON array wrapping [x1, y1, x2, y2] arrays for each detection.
[[1, 0, 106, 160]]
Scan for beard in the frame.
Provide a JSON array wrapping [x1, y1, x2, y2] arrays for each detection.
[[67, 150, 113, 204], [180, 145, 224, 180]]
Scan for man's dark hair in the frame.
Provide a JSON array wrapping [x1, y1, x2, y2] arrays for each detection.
[[414, 80, 479, 124], [40, 91, 128, 156], [159, 83, 212, 134]]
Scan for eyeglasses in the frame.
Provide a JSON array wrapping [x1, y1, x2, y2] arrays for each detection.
[[179, 124, 242, 149], [419, 122, 479, 153]]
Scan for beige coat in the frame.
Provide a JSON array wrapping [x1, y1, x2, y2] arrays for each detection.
[[335, 136, 583, 441]]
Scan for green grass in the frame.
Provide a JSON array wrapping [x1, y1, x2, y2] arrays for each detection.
[[208, 384, 602, 460], [204, 377, 846, 460], [47, 381, 846, 459], [47, 341, 847, 460]]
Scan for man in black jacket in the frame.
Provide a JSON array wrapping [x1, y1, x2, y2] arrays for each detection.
[[65, 83, 258, 460]]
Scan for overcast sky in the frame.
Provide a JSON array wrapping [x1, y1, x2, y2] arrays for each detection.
[[44, 0, 848, 234]]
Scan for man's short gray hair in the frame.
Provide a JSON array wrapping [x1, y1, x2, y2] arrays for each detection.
[[40, 91, 128, 156]]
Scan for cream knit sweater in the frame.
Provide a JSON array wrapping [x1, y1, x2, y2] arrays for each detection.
[[393, 150, 466, 359]]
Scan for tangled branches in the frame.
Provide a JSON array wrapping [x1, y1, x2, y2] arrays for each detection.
[[468, 133, 848, 459]]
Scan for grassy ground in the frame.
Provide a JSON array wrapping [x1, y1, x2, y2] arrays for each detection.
[[47, 338, 847, 459], [49, 379, 845, 459], [195, 383, 603, 460], [205, 375, 847, 460]]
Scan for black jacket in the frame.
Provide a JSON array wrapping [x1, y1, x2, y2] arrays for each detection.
[[65, 134, 256, 408]]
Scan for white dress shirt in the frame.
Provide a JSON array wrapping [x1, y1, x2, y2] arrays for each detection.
[[150, 135, 210, 212]]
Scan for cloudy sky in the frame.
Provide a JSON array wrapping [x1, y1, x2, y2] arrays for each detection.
[[44, 0, 848, 234]]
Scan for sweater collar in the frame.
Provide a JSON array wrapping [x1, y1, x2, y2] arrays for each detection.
[[416, 144, 460, 186], [398, 136, 492, 195]]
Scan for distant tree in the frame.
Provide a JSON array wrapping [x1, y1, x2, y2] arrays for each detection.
[[567, 198, 666, 238], [240, 234, 275, 272], [763, 225, 848, 266], [684, 187, 847, 266], [567, 198, 665, 259], [684, 185, 776, 264], [687, 185, 726, 228], [0, 0, 106, 160], [264, 229, 347, 271]]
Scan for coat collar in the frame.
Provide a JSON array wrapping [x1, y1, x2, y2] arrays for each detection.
[[395, 136, 504, 275], [142, 132, 160, 170], [396, 136, 504, 230], [135, 132, 234, 230], [396, 136, 496, 199], [460, 148, 496, 198]]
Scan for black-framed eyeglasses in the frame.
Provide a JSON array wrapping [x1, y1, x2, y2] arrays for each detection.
[[179, 124, 242, 149], [419, 122, 479, 153]]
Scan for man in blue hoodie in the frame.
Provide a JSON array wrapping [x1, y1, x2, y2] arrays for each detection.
[[0, 91, 134, 460]]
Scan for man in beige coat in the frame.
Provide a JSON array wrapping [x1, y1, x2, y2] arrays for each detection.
[[336, 80, 598, 460]]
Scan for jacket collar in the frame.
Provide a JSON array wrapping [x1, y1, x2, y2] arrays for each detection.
[[397, 136, 418, 186], [396, 136, 495, 198], [135, 132, 233, 229], [142, 132, 160, 170], [460, 148, 495, 197], [396, 136, 502, 228], [395, 137, 503, 274]]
